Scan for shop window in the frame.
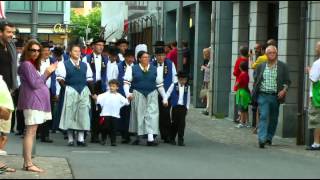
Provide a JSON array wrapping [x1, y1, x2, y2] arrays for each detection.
[[71, 1, 84, 8], [6, 1, 31, 11]]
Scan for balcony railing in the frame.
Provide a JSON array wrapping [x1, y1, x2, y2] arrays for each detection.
[[127, 1, 148, 10]]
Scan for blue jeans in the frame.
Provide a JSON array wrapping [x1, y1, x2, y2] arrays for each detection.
[[257, 93, 280, 143]]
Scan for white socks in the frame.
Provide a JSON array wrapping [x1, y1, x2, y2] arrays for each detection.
[[68, 131, 74, 143], [311, 143, 320, 148], [147, 134, 154, 142], [78, 131, 85, 142], [68, 131, 85, 142]]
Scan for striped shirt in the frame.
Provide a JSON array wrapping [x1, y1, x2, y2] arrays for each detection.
[[260, 63, 277, 93]]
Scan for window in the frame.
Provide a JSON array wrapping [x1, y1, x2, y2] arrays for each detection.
[[92, 1, 101, 8], [6, 1, 31, 11], [39, 1, 63, 13], [71, 1, 84, 8]]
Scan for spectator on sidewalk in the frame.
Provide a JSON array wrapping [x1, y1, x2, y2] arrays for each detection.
[[306, 41, 320, 151], [233, 46, 249, 123], [18, 39, 58, 172], [167, 41, 178, 68], [201, 47, 211, 116], [235, 61, 251, 129], [0, 75, 15, 173], [0, 21, 17, 156], [164, 43, 172, 56], [182, 41, 191, 75], [253, 45, 291, 149]]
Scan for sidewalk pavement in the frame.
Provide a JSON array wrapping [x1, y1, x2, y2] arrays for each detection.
[[0, 156, 72, 179], [187, 107, 320, 159]]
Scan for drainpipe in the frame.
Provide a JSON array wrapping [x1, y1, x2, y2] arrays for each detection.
[[31, 1, 38, 39], [208, 2, 216, 117]]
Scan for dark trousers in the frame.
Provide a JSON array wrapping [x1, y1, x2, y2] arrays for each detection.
[[91, 81, 103, 141], [119, 105, 131, 140], [171, 106, 187, 141], [158, 96, 171, 140], [100, 116, 117, 144], [38, 120, 51, 140], [16, 110, 25, 133], [12, 88, 25, 133], [51, 99, 59, 131]]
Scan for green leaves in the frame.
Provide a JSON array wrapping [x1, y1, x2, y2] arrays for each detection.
[[70, 7, 102, 40]]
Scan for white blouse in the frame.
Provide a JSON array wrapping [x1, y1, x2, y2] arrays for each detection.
[[55, 59, 93, 81]]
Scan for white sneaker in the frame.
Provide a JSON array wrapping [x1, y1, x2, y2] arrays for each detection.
[[0, 150, 7, 156], [236, 124, 245, 128]]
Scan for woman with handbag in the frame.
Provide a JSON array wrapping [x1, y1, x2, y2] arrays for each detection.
[[0, 75, 16, 173]]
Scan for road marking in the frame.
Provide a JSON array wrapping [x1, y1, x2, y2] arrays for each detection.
[[71, 150, 111, 154]]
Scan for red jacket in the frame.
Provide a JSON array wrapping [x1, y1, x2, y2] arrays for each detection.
[[233, 56, 248, 91], [166, 48, 178, 68]]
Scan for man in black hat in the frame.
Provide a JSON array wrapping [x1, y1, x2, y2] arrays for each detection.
[[150, 41, 165, 64], [82, 38, 108, 143], [116, 38, 129, 62], [117, 49, 135, 143], [152, 47, 177, 143], [166, 71, 190, 146]]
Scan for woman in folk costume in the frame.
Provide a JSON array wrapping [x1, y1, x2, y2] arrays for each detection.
[[56, 44, 94, 147], [135, 44, 148, 62], [124, 51, 168, 146]]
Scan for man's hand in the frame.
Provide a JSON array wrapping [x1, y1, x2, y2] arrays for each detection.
[[163, 100, 169, 107], [278, 90, 287, 100], [305, 66, 311, 74], [92, 94, 98, 101], [127, 94, 133, 101], [0, 107, 11, 120]]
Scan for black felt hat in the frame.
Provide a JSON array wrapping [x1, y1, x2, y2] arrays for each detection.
[[108, 46, 119, 56], [124, 49, 135, 57], [153, 41, 165, 47], [176, 71, 189, 78], [92, 38, 106, 45], [154, 47, 165, 54], [116, 38, 129, 46]]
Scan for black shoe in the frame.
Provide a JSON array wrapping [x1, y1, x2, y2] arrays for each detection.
[[164, 138, 171, 144], [259, 142, 265, 149], [170, 140, 177, 145], [306, 146, 320, 151], [147, 141, 158, 146], [100, 140, 106, 146], [132, 139, 140, 145], [41, 137, 53, 143], [15, 132, 23, 136], [266, 140, 272, 146], [121, 139, 131, 144], [77, 141, 87, 147], [178, 140, 185, 146], [68, 142, 74, 146], [91, 138, 100, 143], [111, 143, 117, 146], [202, 110, 209, 116]]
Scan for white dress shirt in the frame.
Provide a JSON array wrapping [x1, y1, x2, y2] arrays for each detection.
[[156, 61, 178, 89], [118, 53, 125, 62], [97, 91, 129, 118], [310, 58, 320, 97], [107, 61, 119, 81], [82, 53, 103, 81]]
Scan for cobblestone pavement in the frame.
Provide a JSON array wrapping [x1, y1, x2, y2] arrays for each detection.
[[187, 108, 320, 159], [0, 156, 72, 179]]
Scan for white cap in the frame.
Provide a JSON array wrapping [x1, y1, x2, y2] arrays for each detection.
[[135, 44, 148, 60]]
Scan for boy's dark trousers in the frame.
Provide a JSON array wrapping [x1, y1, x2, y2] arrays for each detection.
[[158, 96, 171, 141], [100, 116, 117, 144], [91, 81, 103, 143], [171, 105, 187, 142]]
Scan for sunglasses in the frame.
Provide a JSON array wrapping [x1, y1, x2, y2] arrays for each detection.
[[29, 49, 41, 53]]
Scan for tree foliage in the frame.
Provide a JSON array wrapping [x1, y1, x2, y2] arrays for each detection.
[[70, 7, 102, 40]]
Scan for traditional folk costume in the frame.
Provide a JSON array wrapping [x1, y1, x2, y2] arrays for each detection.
[[56, 58, 93, 146], [124, 63, 168, 145], [167, 72, 191, 146], [152, 52, 177, 142], [117, 58, 134, 143], [82, 47, 108, 143]]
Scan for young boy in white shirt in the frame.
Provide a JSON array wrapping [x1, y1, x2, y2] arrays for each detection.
[[166, 71, 190, 146], [93, 79, 130, 146]]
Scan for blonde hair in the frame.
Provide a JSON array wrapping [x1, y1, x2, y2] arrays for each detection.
[[203, 47, 211, 60]]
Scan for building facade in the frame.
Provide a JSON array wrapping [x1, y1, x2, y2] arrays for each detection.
[[5, 1, 70, 45], [162, 1, 320, 145], [127, 1, 163, 52]]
